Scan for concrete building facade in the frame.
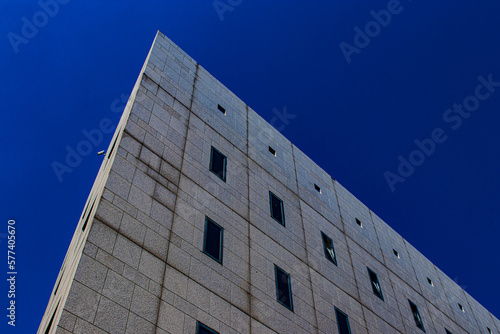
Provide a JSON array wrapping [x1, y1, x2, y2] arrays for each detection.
[[38, 31, 500, 334]]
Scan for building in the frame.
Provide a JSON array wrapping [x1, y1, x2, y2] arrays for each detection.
[[38, 31, 500, 334]]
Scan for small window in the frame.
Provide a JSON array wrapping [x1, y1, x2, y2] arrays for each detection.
[[268, 146, 276, 156], [368, 268, 384, 301], [275, 265, 293, 311], [203, 218, 223, 264], [458, 303, 464, 312], [445, 329, 453, 334], [314, 184, 322, 193], [427, 277, 433, 286], [44, 303, 59, 334], [321, 232, 337, 265], [269, 192, 285, 225], [355, 218, 363, 227], [393, 249, 400, 258], [335, 307, 352, 334], [107, 135, 119, 160], [82, 198, 96, 231], [197, 322, 219, 334], [217, 104, 226, 115], [209, 146, 227, 181], [409, 299, 426, 332], [487, 327, 492, 334]]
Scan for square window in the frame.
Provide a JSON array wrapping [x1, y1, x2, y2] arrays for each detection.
[[321, 232, 337, 265], [368, 268, 384, 301], [427, 277, 434, 286], [393, 249, 400, 258], [197, 322, 219, 334], [409, 300, 426, 332], [335, 307, 352, 334], [217, 104, 226, 115], [314, 183, 322, 193], [355, 218, 363, 227], [269, 146, 276, 156], [269, 192, 285, 225], [203, 218, 223, 264], [275, 266, 293, 311], [210, 146, 227, 181], [458, 303, 464, 312]]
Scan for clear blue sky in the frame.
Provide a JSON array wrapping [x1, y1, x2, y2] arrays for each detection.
[[2, 0, 500, 332]]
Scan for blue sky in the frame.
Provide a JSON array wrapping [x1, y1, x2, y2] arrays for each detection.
[[2, 0, 500, 332]]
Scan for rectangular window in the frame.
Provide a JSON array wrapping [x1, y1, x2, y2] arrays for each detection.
[[445, 329, 453, 334], [107, 135, 119, 160], [487, 327, 492, 334], [44, 303, 59, 334], [314, 183, 322, 193], [335, 307, 352, 334], [210, 146, 227, 181], [321, 232, 337, 265], [203, 218, 223, 264], [458, 303, 464, 312], [217, 104, 226, 115], [269, 192, 285, 225], [355, 218, 363, 227], [393, 249, 400, 258], [367, 267, 384, 301], [197, 322, 219, 334], [269, 146, 276, 156], [427, 277, 434, 286], [409, 299, 426, 332], [82, 198, 96, 231], [275, 265, 293, 311]]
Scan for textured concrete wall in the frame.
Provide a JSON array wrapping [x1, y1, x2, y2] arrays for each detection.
[[39, 31, 499, 334]]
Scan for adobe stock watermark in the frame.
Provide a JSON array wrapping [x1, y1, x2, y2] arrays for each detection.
[[453, 276, 468, 290], [51, 94, 129, 183], [212, 0, 243, 22], [339, 0, 406, 64], [269, 105, 296, 132], [384, 74, 500, 192], [7, 0, 71, 54]]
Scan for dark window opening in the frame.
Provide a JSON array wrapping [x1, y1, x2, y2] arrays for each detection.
[[107, 135, 119, 160], [44, 302, 59, 334], [203, 217, 223, 264], [82, 199, 96, 231], [270, 192, 285, 225], [321, 232, 337, 265], [217, 104, 226, 115], [275, 266, 293, 311], [335, 307, 352, 334], [458, 303, 464, 312], [393, 249, 400, 258], [209, 146, 227, 181], [409, 299, 426, 332], [269, 146, 276, 156], [355, 218, 362, 227], [197, 321, 219, 334], [445, 329, 453, 334], [487, 327, 492, 334], [427, 277, 433, 286], [314, 184, 321, 193], [368, 268, 384, 301]]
